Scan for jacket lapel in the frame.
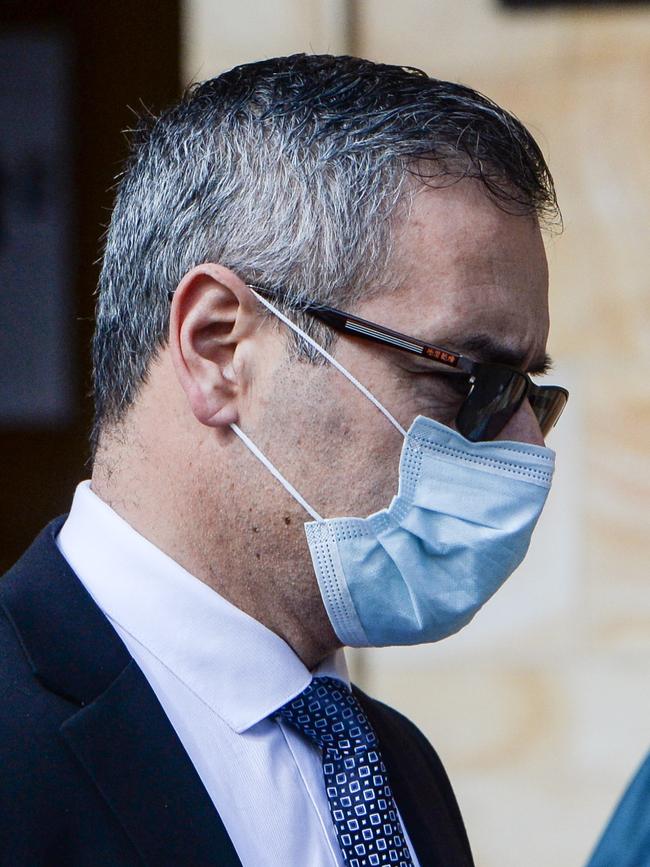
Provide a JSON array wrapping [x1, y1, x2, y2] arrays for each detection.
[[61, 659, 242, 866], [1, 518, 242, 867]]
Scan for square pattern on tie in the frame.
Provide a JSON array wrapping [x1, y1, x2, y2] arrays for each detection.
[[276, 677, 414, 867]]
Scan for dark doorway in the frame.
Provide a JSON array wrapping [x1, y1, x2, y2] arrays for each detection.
[[0, 1, 181, 570]]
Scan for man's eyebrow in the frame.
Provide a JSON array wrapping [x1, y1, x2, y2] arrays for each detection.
[[429, 332, 553, 375]]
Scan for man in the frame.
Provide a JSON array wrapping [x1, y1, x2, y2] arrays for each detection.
[[0, 55, 566, 866]]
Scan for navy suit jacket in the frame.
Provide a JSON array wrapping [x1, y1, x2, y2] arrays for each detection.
[[0, 518, 474, 866]]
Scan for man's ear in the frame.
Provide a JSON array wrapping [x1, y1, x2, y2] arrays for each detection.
[[168, 264, 260, 428]]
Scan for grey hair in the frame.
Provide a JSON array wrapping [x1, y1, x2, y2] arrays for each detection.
[[92, 53, 559, 455]]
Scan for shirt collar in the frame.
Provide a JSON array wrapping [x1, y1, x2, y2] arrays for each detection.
[[56, 481, 349, 733]]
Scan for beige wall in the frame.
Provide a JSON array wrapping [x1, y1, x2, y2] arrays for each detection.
[[182, 3, 650, 865]]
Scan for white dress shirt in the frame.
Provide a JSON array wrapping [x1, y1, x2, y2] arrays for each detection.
[[56, 481, 420, 866]]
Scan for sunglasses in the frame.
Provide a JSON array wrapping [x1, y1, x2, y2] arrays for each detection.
[[250, 285, 568, 442]]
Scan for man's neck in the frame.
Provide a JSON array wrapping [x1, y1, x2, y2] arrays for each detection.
[[91, 446, 341, 671]]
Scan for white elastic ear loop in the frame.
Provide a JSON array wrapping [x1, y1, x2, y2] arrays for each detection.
[[251, 289, 407, 438], [229, 287, 407, 521], [230, 423, 322, 521]]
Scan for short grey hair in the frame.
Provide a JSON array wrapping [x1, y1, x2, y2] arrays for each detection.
[[92, 53, 559, 454]]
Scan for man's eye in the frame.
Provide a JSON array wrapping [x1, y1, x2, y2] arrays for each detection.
[[443, 373, 472, 397], [422, 372, 472, 399], [407, 368, 472, 403]]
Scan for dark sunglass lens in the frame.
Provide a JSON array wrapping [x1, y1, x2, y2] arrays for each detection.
[[456, 368, 527, 441], [528, 387, 568, 436]]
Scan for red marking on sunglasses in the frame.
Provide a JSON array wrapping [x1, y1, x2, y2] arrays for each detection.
[[423, 347, 460, 365]]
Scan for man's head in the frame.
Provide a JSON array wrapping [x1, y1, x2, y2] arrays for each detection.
[[91, 54, 560, 666], [93, 53, 558, 451]]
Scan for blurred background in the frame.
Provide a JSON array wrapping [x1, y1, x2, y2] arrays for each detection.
[[1, 1, 649, 865]]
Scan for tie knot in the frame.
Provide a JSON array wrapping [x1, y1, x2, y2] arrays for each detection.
[[276, 676, 377, 758]]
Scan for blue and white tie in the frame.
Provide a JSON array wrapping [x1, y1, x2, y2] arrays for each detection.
[[276, 676, 415, 867]]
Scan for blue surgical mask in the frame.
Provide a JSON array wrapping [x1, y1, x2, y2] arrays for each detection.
[[231, 291, 556, 648]]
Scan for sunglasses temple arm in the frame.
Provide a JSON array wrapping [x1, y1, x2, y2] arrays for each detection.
[[309, 305, 473, 372]]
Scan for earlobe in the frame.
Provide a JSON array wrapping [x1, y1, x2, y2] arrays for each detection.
[[168, 264, 257, 428]]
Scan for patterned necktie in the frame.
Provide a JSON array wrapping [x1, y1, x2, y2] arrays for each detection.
[[276, 676, 415, 867]]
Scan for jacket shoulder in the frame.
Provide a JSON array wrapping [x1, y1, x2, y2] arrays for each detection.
[[0, 597, 79, 783], [0, 518, 74, 719], [0, 532, 138, 866]]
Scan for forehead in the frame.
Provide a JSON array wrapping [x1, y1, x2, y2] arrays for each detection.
[[363, 179, 550, 368]]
